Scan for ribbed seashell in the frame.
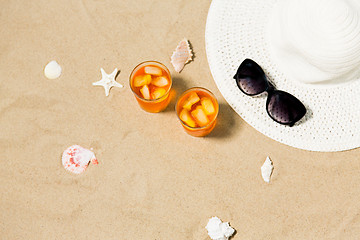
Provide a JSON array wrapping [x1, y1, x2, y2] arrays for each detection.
[[171, 38, 193, 73]]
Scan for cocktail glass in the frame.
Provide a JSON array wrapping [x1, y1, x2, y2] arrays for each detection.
[[130, 61, 172, 113], [176, 87, 219, 137]]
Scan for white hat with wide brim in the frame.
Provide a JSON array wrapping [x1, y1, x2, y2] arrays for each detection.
[[205, 0, 360, 152]]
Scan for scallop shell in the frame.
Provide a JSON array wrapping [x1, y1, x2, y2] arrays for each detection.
[[170, 38, 193, 73], [62, 145, 98, 174]]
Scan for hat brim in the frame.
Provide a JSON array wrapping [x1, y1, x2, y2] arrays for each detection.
[[205, 0, 360, 152]]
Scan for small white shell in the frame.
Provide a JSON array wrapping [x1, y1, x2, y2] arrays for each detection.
[[170, 38, 193, 73], [261, 156, 274, 183], [44, 60, 62, 79]]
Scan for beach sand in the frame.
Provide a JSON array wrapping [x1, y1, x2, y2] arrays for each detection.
[[1, 0, 360, 239]]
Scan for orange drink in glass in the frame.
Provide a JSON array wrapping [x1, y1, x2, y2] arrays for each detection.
[[176, 87, 219, 137], [130, 61, 172, 113]]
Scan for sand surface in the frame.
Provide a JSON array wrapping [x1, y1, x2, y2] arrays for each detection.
[[1, 0, 360, 239]]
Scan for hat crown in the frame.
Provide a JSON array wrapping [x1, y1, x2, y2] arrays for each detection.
[[267, 0, 360, 84]]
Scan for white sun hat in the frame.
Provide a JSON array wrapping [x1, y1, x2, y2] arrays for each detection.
[[205, 0, 360, 152]]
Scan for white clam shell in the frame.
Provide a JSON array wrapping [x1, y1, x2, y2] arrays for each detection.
[[44, 60, 62, 79]]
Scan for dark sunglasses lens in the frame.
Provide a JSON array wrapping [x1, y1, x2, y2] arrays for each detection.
[[266, 91, 306, 126], [234, 59, 268, 95]]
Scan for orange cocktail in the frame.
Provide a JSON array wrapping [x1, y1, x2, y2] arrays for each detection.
[[176, 87, 219, 137], [130, 61, 172, 113]]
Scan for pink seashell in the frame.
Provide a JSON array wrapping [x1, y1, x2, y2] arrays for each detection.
[[62, 145, 97, 174], [171, 38, 193, 73]]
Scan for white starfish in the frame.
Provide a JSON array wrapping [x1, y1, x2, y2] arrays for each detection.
[[92, 68, 123, 96]]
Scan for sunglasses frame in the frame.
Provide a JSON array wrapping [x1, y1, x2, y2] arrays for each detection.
[[234, 58, 306, 127]]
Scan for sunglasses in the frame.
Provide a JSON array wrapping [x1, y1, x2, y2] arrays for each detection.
[[233, 59, 306, 126]]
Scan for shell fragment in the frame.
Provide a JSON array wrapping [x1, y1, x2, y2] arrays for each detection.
[[205, 216, 235, 240], [261, 156, 274, 183]]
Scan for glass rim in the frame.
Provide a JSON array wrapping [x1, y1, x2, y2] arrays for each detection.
[[129, 61, 172, 102], [175, 87, 219, 130]]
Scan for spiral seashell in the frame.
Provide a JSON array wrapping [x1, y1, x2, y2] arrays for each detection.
[[267, 0, 360, 84], [171, 38, 193, 73]]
